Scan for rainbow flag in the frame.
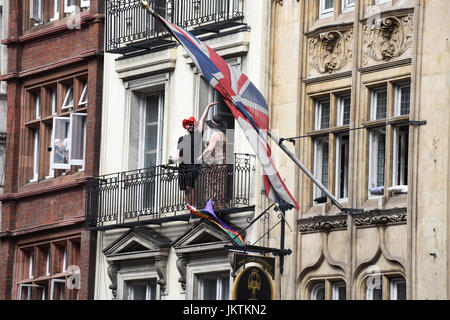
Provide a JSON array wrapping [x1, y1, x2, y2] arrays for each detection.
[[187, 200, 245, 247]]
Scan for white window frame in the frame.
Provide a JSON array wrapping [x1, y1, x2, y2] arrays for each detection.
[[375, 0, 390, 5], [335, 134, 349, 199], [394, 83, 411, 116], [392, 125, 409, 187], [310, 282, 326, 300], [31, 129, 40, 182], [64, 0, 76, 14], [370, 87, 388, 120], [51, 117, 70, 170], [30, 0, 43, 24], [51, 114, 86, 170], [78, 83, 88, 106], [46, 251, 51, 276], [332, 281, 346, 300], [315, 99, 331, 130], [198, 272, 230, 300], [17, 284, 46, 300], [368, 128, 386, 194], [342, 0, 355, 12], [29, 251, 35, 279], [35, 94, 41, 119], [337, 95, 351, 126], [50, 279, 66, 300], [51, 0, 60, 21], [313, 137, 329, 200], [61, 86, 74, 110], [389, 278, 406, 300], [319, 0, 334, 18], [68, 113, 87, 168], [51, 89, 57, 115], [80, 0, 90, 9]]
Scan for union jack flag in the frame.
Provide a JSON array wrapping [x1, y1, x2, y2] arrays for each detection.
[[144, 5, 299, 211]]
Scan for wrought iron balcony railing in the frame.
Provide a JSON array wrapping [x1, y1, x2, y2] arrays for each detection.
[[106, 0, 245, 54], [86, 153, 255, 228]]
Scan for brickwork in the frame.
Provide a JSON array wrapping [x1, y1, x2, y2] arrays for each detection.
[[0, 0, 104, 300]]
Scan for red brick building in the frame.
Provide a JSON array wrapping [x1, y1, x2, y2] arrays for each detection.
[[0, 0, 103, 300]]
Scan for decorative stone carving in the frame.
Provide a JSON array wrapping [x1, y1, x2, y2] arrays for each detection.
[[155, 256, 168, 295], [353, 209, 407, 227], [176, 256, 189, 292], [107, 261, 120, 299], [307, 30, 353, 75], [298, 214, 348, 233], [362, 14, 414, 65]]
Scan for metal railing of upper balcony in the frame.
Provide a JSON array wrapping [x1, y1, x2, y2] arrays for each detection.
[[106, 0, 245, 54], [85, 153, 255, 229]]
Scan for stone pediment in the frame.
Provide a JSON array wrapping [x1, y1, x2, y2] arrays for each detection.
[[103, 227, 171, 260], [173, 221, 230, 254]]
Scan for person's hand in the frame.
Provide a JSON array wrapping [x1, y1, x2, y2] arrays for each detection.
[[197, 155, 203, 163], [207, 101, 219, 108]]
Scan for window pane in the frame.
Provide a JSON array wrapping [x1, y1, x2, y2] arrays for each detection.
[[145, 96, 159, 124], [131, 284, 147, 300], [332, 282, 346, 300], [325, 0, 334, 10], [400, 86, 410, 115], [52, 118, 70, 167], [144, 152, 157, 168], [377, 133, 385, 187], [337, 135, 349, 198], [342, 96, 351, 125], [69, 113, 87, 163], [311, 283, 325, 300], [221, 276, 229, 300], [320, 101, 330, 129], [203, 278, 218, 300], [62, 87, 74, 109], [375, 90, 387, 119], [321, 142, 329, 188]]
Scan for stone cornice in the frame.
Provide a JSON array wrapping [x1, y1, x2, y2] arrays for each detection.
[[2, 13, 104, 46], [0, 177, 87, 202], [298, 208, 407, 233]]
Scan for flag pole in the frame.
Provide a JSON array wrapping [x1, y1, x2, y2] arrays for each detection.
[[267, 130, 344, 211]]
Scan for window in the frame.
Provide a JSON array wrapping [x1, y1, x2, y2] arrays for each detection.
[[390, 278, 406, 300], [15, 237, 81, 300], [365, 274, 406, 300], [335, 134, 349, 199], [392, 125, 408, 187], [309, 91, 351, 205], [371, 87, 387, 120], [24, 0, 90, 30], [128, 280, 157, 300], [310, 282, 325, 300], [313, 137, 329, 202], [309, 279, 346, 300], [30, 0, 43, 24], [139, 92, 164, 169], [198, 273, 230, 300], [368, 128, 386, 194], [22, 75, 88, 184], [395, 83, 411, 116], [342, 0, 355, 11], [332, 281, 347, 300], [375, 0, 390, 4], [315, 99, 331, 130], [337, 95, 351, 126], [319, 0, 334, 18]]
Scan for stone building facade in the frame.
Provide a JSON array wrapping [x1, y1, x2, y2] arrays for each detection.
[[266, 0, 450, 299], [0, 0, 104, 300]]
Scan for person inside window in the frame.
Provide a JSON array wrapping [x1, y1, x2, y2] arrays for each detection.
[[54, 138, 68, 164]]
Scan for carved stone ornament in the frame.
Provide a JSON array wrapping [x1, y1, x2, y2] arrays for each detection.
[[176, 256, 189, 292], [155, 256, 168, 295], [308, 30, 353, 75], [298, 214, 348, 233], [353, 209, 407, 227], [107, 261, 120, 299], [362, 14, 413, 65]]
